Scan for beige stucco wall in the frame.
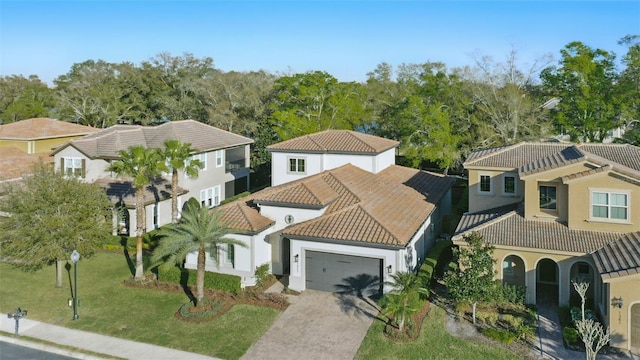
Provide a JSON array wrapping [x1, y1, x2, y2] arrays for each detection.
[[0, 135, 87, 154], [467, 168, 523, 213], [605, 274, 640, 351]]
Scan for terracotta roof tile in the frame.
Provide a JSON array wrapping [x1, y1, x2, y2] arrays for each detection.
[[0, 146, 53, 181], [561, 165, 612, 183], [465, 143, 573, 169], [454, 208, 622, 254], [267, 130, 399, 154], [518, 146, 585, 176], [579, 143, 640, 172], [0, 118, 99, 140], [591, 232, 640, 280], [53, 120, 253, 158], [215, 201, 274, 234]]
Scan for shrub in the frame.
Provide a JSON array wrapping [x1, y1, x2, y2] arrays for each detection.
[[220, 191, 250, 206], [156, 266, 241, 292], [570, 307, 597, 323], [482, 328, 516, 344], [501, 314, 523, 330], [558, 306, 572, 327], [563, 327, 579, 345], [254, 263, 270, 286], [492, 284, 526, 305], [515, 324, 536, 341], [477, 311, 499, 326], [417, 239, 453, 291]]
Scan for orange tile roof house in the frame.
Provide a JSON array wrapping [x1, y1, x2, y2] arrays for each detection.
[[0, 118, 99, 184], [50, 120, 253, 236], [185, 130, 455, 295], [454, 142, 640, 353]]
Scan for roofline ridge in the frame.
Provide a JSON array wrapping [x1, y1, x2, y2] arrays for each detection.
[[466, 142, 524, 165], [300, 182, 324, 205], [348, 131, 377, 152], [355, 203, 400, 244], [236, 203, 257, 232], [325, 168, 363, 203], [457, 209, 519, 237]]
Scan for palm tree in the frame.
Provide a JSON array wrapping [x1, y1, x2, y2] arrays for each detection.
[[107, 145, 167, 279], [380, 271, 427, 332], [162, 139, 204, 223], [151, 200, 246, 308]]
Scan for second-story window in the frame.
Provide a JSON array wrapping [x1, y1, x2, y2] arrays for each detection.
[[592, 191, 628, 221], [503, 175, 516, 195], [539, 185, 557, 210], [479, 174, 492, 194], [216, 150, 223, 167], [192, 153, 207, 171], [63, 157, 84, 178], [289, 157, 306, 173]]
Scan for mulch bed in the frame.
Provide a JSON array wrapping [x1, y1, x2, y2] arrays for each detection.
[[123, 275, 289, 322], [383, 301, 432, 342]]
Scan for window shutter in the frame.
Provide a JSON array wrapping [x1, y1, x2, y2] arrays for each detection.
[[81, 159, 86, 178], [60, 158, 65, 174]]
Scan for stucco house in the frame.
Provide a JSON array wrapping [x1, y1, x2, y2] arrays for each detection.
[[454, 141, 640, 352], [186, 130, 455, 296], [0, 118, 99, 185], [50, 120, 253, 235]]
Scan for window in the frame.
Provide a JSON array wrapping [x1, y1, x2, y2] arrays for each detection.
[[153, 203, 159, 228], [288, 157, 305, 173], [192, 153, 207, 171], [591, 191, 628, 221], [226, 244, 234, 267], [63, 157, 84, 177], [539, 185, 557, 210], [215, 150, 223, 167], [479, 174, 492, 194], [503, 175, 516, 195], [200, 186, 221, 208]]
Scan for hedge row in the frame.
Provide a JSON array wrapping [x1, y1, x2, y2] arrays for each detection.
[[418, 239, 453, 289], [156, 266, 241, 292]]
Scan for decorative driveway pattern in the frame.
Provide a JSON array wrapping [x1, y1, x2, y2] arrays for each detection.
[[241, 290, 379, 360]]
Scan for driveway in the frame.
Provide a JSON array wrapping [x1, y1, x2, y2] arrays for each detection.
[[241, 289, 379, 360]]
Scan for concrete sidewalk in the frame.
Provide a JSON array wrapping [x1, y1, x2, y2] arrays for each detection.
[[0, 316, 219, 360]]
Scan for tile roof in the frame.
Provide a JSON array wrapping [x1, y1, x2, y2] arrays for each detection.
[[52, 120, 253, 158], [267, 130, 399, 154], [0, 118, 99, 140], [224, 164, 454, 248], [591, 232, 640, 280], [465, 142, 640, 180], [454, 207, 623, 255], [0, 146, 53, 181], [94, 177, 187, 207], [214, 201, 275, 235]]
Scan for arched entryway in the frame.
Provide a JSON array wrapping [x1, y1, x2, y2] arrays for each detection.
[[569, 261, 595, 308], [631, 303, 640, 354], [537, 258, 559, 305], [502, 255, 525, 287]]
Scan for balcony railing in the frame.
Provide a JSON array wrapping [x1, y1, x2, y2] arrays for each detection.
[[225, 159, 246, 173]]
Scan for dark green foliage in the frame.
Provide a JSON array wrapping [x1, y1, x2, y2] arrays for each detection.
[[563, 327, 579, 345], [156, 266, 241, 292], [481, 328, 516, 344], [254, 263, 270, 286], [417, 240, 453, 290], [220, 191, 251, 206], [491, 284, 526, 305], [558, 306, 572, 327]]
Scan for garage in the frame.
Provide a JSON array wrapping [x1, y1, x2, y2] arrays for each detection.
[[305, 251, 382, 295], [632, 303, 640, 353]]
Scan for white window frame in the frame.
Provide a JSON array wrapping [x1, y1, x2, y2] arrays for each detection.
[[64, 157, 84, 177], [200, 185, 221, 208], [589, 189, 630, 223], [192, 153, 207, 171], [215, 150, 223, 168], [288, 157, 306, 174], [478, 174, 492, 195], [502, 174, 517, 196], [225, 244, 235, 268], [153, 203, 159, 229]]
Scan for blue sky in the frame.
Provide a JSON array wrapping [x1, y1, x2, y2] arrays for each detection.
[[1, 1, 639, 85]]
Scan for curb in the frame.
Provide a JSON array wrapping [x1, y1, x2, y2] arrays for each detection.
[[0, 335, 109, 360]]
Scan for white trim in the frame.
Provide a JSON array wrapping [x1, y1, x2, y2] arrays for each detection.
[[193, 153, 207, 171], [200, 185, 221, 208], [589, 188, 630, 223], [63, 157, 83, 177], [478, 173, 493, 195], [215, 150, 223, 168], [287, 156, 307, 174]]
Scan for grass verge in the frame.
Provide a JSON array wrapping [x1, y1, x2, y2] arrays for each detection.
[[0, 252, 281, 360]]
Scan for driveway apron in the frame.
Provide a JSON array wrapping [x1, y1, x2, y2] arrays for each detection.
[[241, 290, 378, 360]]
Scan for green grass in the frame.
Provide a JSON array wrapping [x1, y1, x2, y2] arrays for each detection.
[[355, 306, 519, 360], [0, 252, 281, 360]]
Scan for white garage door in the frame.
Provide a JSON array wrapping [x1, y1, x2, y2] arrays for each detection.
[[305, 251, 382, 296]]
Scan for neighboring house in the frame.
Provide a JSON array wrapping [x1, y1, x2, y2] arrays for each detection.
[[0, 118, 99, 154], [454, 141, 640, 352], [186, 130, 455, 296], [267, 130, 399, 186], [50, 120, 253, 235]]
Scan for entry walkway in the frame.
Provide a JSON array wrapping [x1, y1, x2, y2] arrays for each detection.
[[0, 316, 218, 360], [242, 288, 378, 360]]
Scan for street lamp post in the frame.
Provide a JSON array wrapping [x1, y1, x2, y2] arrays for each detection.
[[70, 250, 80, 320]]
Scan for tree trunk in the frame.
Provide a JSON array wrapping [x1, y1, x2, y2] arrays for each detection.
[[472, 301, 477, 325], [196, 244, 206, 308], [56, 259, 64, 288], [135, 188, 145, 279], [171, 169, 178, 223]]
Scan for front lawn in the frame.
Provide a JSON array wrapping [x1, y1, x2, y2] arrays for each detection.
[[355, 305, 519, 360], [0, 251, 281, 360]]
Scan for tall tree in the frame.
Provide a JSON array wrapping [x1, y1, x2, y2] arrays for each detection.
[[617, 35, 640, 134], [540, 42, 620, 142], [151, 200, 245, 308], [162, 139, 203, 223], [0, 162, 112, 287], [0, 75, 55, 123], [107, 145, 167, 279], [445, 232, 496, 324]]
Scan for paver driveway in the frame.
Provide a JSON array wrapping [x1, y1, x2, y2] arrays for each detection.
[[241, 289, 379, 360]]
